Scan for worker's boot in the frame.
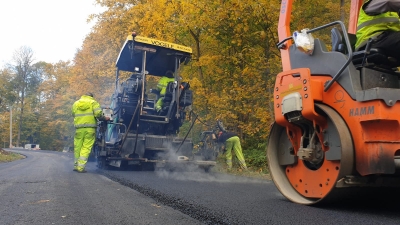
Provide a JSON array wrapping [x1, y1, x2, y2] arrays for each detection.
[[77, 166, 87, 173]]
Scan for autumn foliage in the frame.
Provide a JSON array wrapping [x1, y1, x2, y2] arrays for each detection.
[[0, 0, 350, 169]]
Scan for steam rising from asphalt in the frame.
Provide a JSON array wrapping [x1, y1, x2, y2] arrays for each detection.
[[155, 169, 268, 184], [154, 145, 268, 184]]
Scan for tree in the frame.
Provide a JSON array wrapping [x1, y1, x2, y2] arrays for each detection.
[[6, 46, 45, 147], [24, 0, 349, 153], [37, 61, 75, 150], [9, 46, 35, 146], [0, 68, 17, 112]]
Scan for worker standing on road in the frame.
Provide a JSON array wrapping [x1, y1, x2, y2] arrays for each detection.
[[72, 93, 109, 173], [217, 131, 248, 172], [155, 71, 175, 112], [355, 0, 400, 60]]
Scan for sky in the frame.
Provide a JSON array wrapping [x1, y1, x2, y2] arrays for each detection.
[[0, 0, 104, 68]]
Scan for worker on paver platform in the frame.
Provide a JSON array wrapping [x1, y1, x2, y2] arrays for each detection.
[[155, 71, 175, 112]]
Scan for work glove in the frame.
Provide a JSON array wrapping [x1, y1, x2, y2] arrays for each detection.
[[98, 116, 110, 121]]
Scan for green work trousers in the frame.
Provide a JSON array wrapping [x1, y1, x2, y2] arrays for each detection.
[[225, 136, 247, 170], [74, 127, 95, 172]]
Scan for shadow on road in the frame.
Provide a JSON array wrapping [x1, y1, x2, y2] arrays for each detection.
[[315, 187, 400, 217]]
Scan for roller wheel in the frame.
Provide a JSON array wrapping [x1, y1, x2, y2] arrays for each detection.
[[267, 104, 354, 204]]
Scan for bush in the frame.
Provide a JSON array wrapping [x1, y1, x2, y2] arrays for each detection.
[[244, 148, 268, 172]]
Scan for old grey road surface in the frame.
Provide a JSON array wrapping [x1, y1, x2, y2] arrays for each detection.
[[1, 149, 400, 225], [0, 149, 202, 225]]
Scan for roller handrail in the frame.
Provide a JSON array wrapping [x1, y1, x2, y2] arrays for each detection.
[[276, 21, 353, 92]]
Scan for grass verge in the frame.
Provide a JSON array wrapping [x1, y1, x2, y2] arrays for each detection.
[[0, 149, 25, 163], [212, 154, 271, 180]]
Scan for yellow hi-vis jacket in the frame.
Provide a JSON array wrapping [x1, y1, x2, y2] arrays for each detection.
[[355, 2, 400, 50], [72, 95, 103, 128], [157, 77, 174, 96]]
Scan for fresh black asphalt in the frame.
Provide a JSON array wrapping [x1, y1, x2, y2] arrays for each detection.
[[1, 149, 400, 225]]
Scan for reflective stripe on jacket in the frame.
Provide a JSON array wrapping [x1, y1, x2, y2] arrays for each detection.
[[355, 2, 400, 50], [72, 95, 103, 128]]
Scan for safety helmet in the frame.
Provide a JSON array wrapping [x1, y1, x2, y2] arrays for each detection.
[[165, 70, 174, 78]]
